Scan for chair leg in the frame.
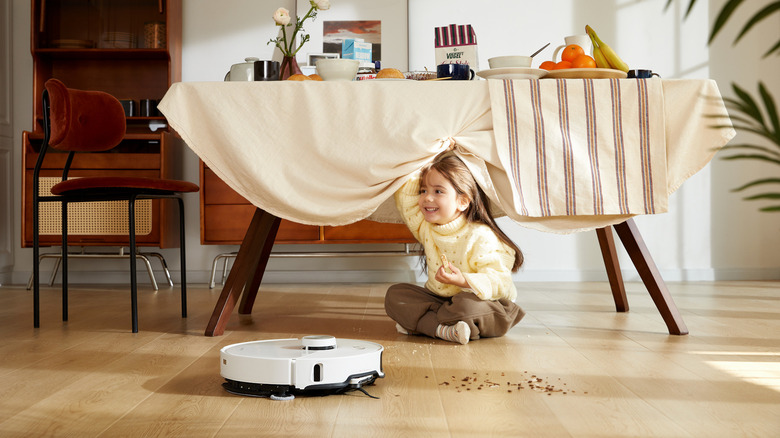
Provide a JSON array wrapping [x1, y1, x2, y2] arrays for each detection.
[[61, 201, 69, 322], [32, 199, 41, 328], [177, 197, 187, 318], [129, 197, 139, 333]]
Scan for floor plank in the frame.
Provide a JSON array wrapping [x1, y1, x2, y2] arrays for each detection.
[[0, 281, 778, 437]]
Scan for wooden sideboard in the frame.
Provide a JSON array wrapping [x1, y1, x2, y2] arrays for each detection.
[[200, 161, 415, 245]]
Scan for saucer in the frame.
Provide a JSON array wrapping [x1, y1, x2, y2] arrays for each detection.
[[476, 67, 547, 80]]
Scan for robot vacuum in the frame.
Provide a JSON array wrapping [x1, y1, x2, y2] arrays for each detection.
[[220, 335, 384, 400]]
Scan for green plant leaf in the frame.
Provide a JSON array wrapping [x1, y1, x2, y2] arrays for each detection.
[[734, 2, 780, 44], [721, 153, 780, 166], [684, 0, 698, 18], [710, 0, 745, 44], [732, 178, 780, 192], [720, 144, 780, 159], [763, 39, 780, 57], [758, 82, 780, 141], [759, 205, 780, 212], [731, 83, 765, 125], [718, 113, 760, 128], [743, 193, 780, 200]]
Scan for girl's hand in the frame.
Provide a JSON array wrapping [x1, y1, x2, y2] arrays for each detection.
[[436, 263, 469, 289]]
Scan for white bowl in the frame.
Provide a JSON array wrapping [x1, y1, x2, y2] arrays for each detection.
[[315, 59, 360, 81], [488, 55, 532, 69]]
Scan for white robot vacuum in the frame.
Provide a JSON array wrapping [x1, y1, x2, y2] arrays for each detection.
[[220, 335, 384, 400]]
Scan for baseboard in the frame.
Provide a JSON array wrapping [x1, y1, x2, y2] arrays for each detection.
[[0, 271, 11, 287]]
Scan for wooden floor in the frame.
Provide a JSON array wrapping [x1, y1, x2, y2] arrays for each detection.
[[0, 280, 778, 437]]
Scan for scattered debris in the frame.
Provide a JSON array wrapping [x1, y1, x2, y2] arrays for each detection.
[[437, 371, 587, 396]]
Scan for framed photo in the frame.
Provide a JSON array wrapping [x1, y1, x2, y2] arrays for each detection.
[[295, 0, 408, 70], [307, 52, 340, 66]]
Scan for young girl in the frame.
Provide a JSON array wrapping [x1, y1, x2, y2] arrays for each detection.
[[385, 154, 525, 345]]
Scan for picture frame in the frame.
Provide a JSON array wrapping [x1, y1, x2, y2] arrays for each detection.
[[307, 52, 340, 67], [295, 0, 408, 70]]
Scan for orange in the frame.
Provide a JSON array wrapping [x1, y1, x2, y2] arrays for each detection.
[[560, 44, 585, 63], [539, 60, 557, 70], [571, 54, 597, 69], [286, 74, 312, 81], [554, 60, 572, 70]]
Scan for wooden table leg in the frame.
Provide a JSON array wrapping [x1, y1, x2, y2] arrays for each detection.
[[596, 226, 629, 312], [205, 208, 280, 336], [612, 219, 689, 335]]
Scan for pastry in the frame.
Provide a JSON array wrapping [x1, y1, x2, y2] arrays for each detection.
[[376, 68, 404, 79]]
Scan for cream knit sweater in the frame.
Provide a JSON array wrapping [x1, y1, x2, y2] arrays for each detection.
[[395, 176, 518, 301]]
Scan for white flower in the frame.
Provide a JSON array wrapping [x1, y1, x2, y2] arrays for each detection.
[[311, 0, 330, 10], [273, 7, 291, 26]]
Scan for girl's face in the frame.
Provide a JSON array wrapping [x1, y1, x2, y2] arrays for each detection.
[[419, 168, 469, 225]]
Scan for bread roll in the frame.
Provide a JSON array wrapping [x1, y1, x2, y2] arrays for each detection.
[[376, 68, 405, 79]]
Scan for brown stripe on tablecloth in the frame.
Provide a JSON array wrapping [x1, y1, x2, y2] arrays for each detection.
[[583, 79, 604, 215], [637, 79, 655, 213], [610, 79, 630, 214], [502, 80, 528, 216], [530, 80, 551, 216], [556, 80, 576, 215]]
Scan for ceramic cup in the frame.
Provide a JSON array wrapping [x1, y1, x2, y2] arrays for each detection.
[[552, 35, 592, 61], [139, 99, 157, 117], [119, 99, 136, 117], [436, 63, 475, 80], [627, 69, 661, 79], [254, 60, 280, 81]]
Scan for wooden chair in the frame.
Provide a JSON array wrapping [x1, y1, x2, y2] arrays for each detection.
[[32, 78, 199, 332]]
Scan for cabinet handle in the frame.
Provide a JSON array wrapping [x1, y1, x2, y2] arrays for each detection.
[[159, 0, 164, 14]]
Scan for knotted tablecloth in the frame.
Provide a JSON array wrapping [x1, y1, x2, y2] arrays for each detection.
[[158, 79, 734, 234]]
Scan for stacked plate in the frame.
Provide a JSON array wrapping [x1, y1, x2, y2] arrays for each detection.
[[50, 39, 94, 49], [100, 32, 136, 49], [476, 67, 547, 80]]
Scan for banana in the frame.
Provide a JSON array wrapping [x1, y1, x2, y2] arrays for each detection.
[[588, 33, 611, 69], [585, 25, 629, 72]]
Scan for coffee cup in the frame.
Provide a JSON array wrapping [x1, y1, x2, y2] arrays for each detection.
[[552, 35, 592, 61], [627, 69, 660, 79], [119, 99, 136, 117], [254, 60, 280, 81], [437, 63, 475, 80], [139, 99, 157, 117]]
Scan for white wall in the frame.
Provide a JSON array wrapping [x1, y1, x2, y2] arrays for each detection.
[[0, 0, 13, 285], [7, 0, 780, 285]]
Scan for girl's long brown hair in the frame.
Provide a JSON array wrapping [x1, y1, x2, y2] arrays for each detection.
[[420, 154, 523, 272]]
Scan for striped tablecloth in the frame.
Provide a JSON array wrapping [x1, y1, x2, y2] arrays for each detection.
[[490, 78, 667, 218]]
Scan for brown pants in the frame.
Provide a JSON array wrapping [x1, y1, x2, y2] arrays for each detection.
[[384, 283, 525, 340]]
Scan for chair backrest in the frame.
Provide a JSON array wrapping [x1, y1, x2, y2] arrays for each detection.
[[44, 78, 126, 152]]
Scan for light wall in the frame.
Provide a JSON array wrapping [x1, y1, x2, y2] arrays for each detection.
[[7, 0, 780, 286]]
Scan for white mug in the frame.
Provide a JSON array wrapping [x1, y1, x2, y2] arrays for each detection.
[[552, 35, 592, 61]]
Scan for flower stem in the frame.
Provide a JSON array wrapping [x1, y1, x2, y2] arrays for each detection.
[[290, 6, 317, 56]]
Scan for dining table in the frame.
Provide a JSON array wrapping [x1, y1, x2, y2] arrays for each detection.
[[158, 77, 735, 337]]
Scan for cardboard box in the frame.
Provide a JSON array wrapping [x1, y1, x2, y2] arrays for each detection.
[[342, 38, 372, 64], [434, 24, 478, 71]]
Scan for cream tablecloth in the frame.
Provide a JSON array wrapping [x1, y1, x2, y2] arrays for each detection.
[[158, 79, 734, 234]]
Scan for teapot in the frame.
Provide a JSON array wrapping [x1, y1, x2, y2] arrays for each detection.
[[224, 57, 280, 81]]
